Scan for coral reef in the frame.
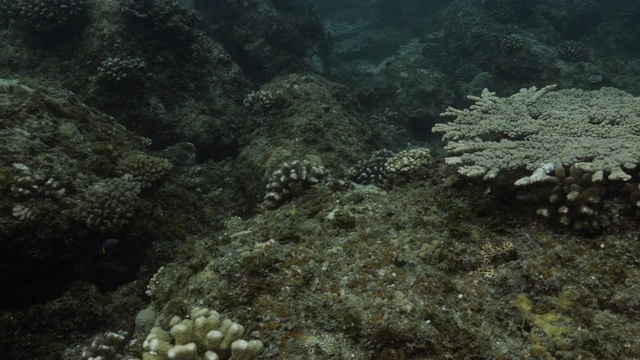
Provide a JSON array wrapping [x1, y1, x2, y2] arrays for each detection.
[[4, 0, 640, 359], [236, 73, 376, 201], [0, 78, 191, 340], [194, 0, 331, 81], [434, 85, 640, 232], [135, 160, 640, 358], [119, 0, 200, 42], [0, 0, 248, 156]]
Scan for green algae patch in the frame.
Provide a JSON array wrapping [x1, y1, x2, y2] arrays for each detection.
[[515, 294, 533, 312], [549, 291, 576, 312], [515, 293, 581, 358], [530, 312, 572, 345]]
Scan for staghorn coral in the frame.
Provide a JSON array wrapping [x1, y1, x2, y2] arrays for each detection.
[[263, 160, 331, 209], [77, 176, 141, 232], [433, 85, 640, 184]]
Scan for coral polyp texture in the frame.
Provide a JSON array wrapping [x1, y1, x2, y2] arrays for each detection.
[[433, 85, 640, 184], [142, 306, 263, 360], [97, 57, 147, 83], [116, 152, 173, 189], [263, 160, 331, 209], [384, 148, 431, 178], [519, 163, 608, 232], [78, 176, 141, 232], [10, 165, 65, 199], [350, 149, 394, 185], [81, 331, 130, 360]]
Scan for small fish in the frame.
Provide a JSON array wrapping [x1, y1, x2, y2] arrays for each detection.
[[102, 239, 120, 254]]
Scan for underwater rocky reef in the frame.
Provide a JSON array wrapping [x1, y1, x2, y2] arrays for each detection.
[[1, 0, 640, 359]]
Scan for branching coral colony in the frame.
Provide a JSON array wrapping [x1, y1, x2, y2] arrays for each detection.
[[433, 85, 640, 231]]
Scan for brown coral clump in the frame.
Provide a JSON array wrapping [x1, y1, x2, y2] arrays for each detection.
[[350, 149, 394, 185], [116, 152, 172, 189], [263, 160, 331, 209], [77, 176, 141, 232], [384, 148, 432, 179], [521, 164, 607, 231]]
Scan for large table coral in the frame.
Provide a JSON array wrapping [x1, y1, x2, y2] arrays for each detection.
[[434, 85, 640, 184]]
